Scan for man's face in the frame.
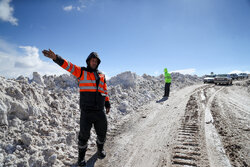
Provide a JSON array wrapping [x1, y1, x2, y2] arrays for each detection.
[[89, 58, 98, 69]]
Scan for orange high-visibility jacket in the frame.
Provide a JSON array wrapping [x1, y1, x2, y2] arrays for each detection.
[[53, 55, 110, 110]]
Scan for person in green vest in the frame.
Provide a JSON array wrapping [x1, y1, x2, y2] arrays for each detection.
[[164, 68, 172, 98]]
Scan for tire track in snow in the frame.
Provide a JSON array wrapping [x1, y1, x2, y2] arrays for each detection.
[[203, 87, 232, 167], [171, 93, 204, 167], [170, 85, 232, 167]]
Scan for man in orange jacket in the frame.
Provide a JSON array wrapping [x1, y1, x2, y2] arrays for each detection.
[[42, 49, 110, 166]]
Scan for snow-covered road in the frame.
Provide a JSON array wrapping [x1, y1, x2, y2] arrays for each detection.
[[94, 81, 250, 167]]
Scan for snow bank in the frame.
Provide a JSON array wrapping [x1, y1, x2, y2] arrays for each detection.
[[0, 71, 202, 166]]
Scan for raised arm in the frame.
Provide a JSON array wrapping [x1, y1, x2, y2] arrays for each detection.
[[42, 49, 82, 78]]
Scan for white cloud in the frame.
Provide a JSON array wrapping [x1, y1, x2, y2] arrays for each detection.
[[77, 0, 87, 10], [0, 0, 18, 25], [170, 68, 196, 75], [63, 5, 73, 11], [229, 70, 250, 74], [76, 6, 81, 11], [63, 0, 87, 12], [0, 39, 67, 79]]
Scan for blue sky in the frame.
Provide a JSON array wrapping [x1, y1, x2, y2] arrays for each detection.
[[0, 0, 250, 78]]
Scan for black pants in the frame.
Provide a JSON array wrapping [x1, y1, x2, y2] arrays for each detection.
[[164, 83, 171, 97], [78, 109, 107, 149]]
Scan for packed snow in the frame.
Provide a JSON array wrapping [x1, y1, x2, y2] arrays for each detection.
[[0, 71, 202, 166]]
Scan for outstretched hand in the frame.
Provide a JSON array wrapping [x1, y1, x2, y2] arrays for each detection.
[[42, 49, 57, 60]]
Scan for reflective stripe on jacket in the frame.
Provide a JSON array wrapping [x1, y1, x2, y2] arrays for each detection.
[[54, 55, 110, 110]]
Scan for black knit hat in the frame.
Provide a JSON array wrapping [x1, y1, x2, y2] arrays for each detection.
[[86, 52, 101, 66]]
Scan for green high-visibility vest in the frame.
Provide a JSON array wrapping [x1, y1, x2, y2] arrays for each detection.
[[164, 68, 172, 83]]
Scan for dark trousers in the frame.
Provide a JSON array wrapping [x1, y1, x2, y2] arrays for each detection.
[[164, 83, 171, 97], [78, 109, 107, 149]]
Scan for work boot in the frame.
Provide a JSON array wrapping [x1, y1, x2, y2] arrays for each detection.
[[77, 148, 87, 166], [96, 143, 106, 159]]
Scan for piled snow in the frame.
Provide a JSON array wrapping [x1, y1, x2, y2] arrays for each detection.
[[0, 71, 202, 166], [234, 79, 250, 93], [108, 71, 202, 114], [32, 72, 45, 86]]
